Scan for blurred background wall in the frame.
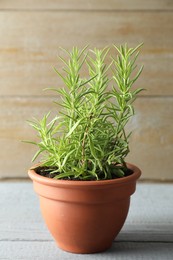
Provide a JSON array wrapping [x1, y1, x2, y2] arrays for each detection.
[[0, 0, 173, 180]]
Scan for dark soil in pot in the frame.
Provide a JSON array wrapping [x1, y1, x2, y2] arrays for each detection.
[[34, 165, 133, 180]]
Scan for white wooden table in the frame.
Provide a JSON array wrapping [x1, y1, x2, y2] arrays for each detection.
[[0, 182, 173, 260]]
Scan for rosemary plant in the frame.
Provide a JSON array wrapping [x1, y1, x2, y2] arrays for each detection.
[[26, 44, 143, 180]]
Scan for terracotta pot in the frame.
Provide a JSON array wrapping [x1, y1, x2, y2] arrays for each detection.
[[28, 163, 141, 254]]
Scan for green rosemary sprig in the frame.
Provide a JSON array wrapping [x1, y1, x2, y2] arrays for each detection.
[[25, 44, 143, 180]]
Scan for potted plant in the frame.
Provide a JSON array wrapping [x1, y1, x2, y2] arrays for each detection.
[[27, 44, 143, 254]]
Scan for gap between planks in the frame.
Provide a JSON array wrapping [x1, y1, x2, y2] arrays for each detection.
[[0, 9, 173, 13]]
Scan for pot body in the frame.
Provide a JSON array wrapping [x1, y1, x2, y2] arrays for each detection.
[[28, 163, 141, 254]]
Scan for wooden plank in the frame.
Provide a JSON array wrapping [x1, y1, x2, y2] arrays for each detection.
[[0, 0, 173, 11], [1, 241, 173, 259], [127, 97, 173, 181], [0, 12, 173, 96], [0, 97, 56, 179], [0, 97, 173, 180]]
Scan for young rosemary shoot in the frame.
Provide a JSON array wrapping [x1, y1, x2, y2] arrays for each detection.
[[26, 44, 143, 180]]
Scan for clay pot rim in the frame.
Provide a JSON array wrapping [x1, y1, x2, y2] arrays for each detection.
[[28, 162, 141, 188]]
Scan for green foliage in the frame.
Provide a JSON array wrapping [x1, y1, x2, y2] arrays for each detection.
[[26, 44, 143, 180]]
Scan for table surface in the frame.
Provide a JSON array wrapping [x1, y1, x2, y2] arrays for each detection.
[[0, 182, 173, 260]]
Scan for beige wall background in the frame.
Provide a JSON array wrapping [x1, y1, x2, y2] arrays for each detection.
[[0, 0, 173, 180]]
